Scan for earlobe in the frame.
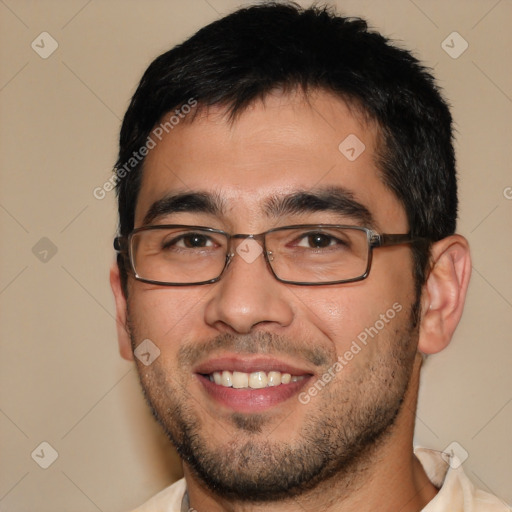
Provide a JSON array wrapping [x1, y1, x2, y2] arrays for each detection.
[[110, 263, 134, 361], [418, 235, 472, 354]]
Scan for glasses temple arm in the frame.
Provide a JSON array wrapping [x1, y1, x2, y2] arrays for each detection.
[[113, 237, 128, 252], [374, 233, 429, 248]]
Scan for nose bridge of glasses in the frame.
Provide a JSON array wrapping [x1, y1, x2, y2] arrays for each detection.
[[229, 232, 261, 248], [224, 233, 271, 265]]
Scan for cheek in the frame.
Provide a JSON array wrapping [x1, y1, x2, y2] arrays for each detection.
[[127, 286, 209, 348], [296, 265, 414, 360]]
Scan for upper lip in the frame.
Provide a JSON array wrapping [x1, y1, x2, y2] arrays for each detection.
[[194, 355, 314, 376]]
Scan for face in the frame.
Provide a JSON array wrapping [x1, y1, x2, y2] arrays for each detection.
[[124, 90, 420, 501]]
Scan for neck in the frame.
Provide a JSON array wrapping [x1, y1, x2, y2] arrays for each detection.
[[184, 353, 438, 512]]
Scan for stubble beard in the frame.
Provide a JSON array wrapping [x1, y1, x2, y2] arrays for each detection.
[[131, 306, 419, 503]]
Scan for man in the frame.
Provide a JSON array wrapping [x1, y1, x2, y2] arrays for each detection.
[[110, 2, 509, 511]]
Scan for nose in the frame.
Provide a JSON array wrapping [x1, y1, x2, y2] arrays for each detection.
[[203, 238, 294, 334]]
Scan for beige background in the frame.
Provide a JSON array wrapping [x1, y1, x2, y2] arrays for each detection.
[[0, 0, 511, 510]]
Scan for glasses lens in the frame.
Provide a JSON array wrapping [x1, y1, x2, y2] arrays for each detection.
[[131, 227, 228, 284], [266, 226, 369, 283]]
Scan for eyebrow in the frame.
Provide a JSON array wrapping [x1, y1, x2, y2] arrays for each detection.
[[142, 186, 375, 228], [142, 191, 225, 226], [263, 186, 376, 228]]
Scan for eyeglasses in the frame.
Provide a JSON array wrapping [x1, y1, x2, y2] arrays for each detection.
[[114, 224, 427, 286]]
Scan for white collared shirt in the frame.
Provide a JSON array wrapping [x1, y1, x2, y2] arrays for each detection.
[[128, 448, 511, 511]]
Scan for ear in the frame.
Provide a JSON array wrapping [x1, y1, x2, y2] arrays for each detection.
[[110, 263, 134, 361], [418, 235, 471, 354]]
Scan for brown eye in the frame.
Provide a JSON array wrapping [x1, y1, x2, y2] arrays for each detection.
[[162, 233, 215, 250], [305, 233, 333, 248], [181, 234, 211, 248], [295, 232, 345, 249]]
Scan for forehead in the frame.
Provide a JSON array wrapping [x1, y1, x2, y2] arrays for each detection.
[[134, 89, 407, 232]]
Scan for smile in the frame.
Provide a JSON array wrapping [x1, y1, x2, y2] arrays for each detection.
[[195, 356, 314, 412], [207, 370, 306, 389]]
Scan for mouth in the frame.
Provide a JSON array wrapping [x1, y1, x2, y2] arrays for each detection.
[[194, 356, 313, 413], [206, 370, 306, 388]]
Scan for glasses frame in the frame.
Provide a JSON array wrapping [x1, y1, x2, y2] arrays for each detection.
[[114, 224, 428, 287]]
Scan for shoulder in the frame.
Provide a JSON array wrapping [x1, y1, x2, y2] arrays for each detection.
[[415, 447, 511, 512], [126, 478, 187, 512]]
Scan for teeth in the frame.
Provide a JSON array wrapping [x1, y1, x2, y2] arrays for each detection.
[[209, 370, 304, 389], [249, 371, 268, 389], [221, 370, 232, 387], [232, 371, 249, 388], [267, 371, 281, 386]]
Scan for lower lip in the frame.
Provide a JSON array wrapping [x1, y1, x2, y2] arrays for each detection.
[[197, 374, 311, 413]]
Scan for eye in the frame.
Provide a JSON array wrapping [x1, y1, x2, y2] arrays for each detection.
[[296, 232, 341, 249], [163, 233, 215, 250]]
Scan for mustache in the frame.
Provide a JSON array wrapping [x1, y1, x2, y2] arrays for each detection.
[[177, 331, 332, 369]]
